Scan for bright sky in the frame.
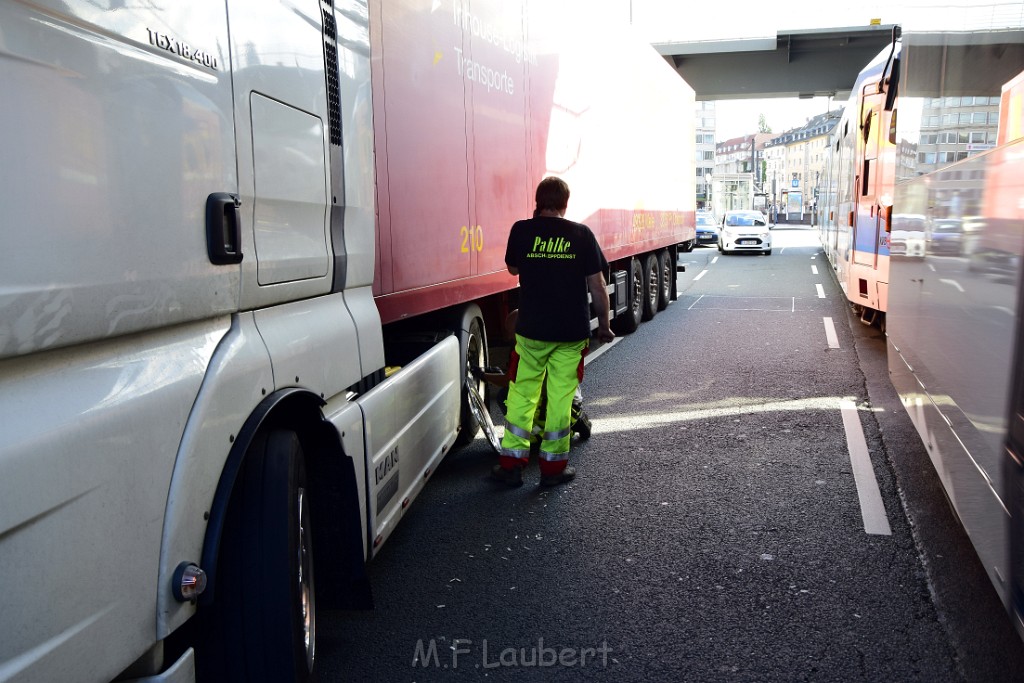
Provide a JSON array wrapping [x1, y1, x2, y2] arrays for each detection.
[[625, 0, 1024, 41], [714, 98, 836, 142], [590, 0, 1024, 140]]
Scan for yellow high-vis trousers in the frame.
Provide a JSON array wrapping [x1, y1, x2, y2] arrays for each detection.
[[500, 335, 587, 475]]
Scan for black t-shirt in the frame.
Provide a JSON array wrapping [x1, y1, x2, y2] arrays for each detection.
[[505, 216, 608, 342]]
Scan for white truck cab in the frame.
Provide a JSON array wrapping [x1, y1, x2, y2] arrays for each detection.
[[0, 2, 459, 681]]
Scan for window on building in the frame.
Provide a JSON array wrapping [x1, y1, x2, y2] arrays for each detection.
[[918, 152, 936, 164]]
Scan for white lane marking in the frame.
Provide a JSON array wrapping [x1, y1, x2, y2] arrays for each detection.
[[811, 265, 819, 275], [994, 305, 1015, 316], [694, 269, 709, 281], [688, 294, 705, 310], [585, 337, 620, 364], [823, 317, 840, 349], [593, 394, 861, 431], [939, 278, 965, 293], [840, 400, 892, 535], [815, 284, 826, 298], [711, 256, 719, 264]]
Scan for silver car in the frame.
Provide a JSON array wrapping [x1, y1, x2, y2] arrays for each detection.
[[718, 210, 772, 255]]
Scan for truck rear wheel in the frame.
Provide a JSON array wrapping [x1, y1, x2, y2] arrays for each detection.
[[657, 250, 672, 311], [199, 429, 316, 683], [612, 258, 643, 334], [642, 253, 659, 321]]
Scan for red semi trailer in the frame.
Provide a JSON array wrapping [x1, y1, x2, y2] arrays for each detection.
[[370, 1, 696, 428]]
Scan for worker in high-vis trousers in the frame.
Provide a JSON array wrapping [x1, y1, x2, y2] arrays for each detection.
[[492, 176, 615, 487]]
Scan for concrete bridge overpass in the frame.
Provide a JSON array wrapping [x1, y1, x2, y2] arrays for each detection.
[[655, 25, 899, 101]]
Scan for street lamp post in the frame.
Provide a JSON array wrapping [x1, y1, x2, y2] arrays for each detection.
[[706, 173, 713, 217]]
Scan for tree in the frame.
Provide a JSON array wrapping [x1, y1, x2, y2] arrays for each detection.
[[758, 114, 772, 134]]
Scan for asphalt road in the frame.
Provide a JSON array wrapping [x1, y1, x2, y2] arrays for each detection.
[[318, 226, 1024, 682]]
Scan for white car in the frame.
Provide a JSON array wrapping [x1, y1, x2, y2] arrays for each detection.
[[718, 210, 772, 255]]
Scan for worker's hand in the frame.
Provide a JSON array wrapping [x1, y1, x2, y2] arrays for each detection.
[[596, 324, 615, 344]]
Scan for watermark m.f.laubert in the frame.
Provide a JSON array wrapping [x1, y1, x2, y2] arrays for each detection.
[[412, 637, 613, 669]]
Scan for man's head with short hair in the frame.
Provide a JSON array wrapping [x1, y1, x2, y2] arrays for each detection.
[[534, 176, 570, 216]]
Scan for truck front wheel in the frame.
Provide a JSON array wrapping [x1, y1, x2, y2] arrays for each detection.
[[198, 430, 316, 683]]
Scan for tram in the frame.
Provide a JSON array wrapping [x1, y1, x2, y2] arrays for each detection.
[[816, 32, 900, 326], [824, 26, 1024, 637]]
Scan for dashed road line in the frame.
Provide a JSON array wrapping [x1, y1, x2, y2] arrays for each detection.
[[815, 284, 826, 298], [840, 399, 892, 536], [823, 317, 840, 349], [939, 278, 964, 293]]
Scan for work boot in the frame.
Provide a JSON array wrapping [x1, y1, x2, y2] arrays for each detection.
[[490, 463, 523, 487], [540, 466, 576, 487], [572, 410, 592, 440]]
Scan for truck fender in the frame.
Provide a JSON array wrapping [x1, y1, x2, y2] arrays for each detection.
[[198, 388, 371, 610]]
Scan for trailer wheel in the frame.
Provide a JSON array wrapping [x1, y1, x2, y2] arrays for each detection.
[[199, 429, 316, 683], [656, 250, 672, 311], [642, 253, 659, 321], [455, 308, 487, 446], [613, 258, 643, 334]]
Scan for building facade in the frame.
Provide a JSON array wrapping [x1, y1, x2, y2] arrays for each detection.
[[714, 133, 771, 176], [695, 100, 716, 209], [764, 109, 842, 220]]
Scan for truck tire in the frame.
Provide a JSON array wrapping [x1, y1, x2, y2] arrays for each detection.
[[199, 429, 316, 683], [612, 258, 643, 334], [454, 306, 487, 446], [642, 253, 659, 321], [657, 250, 672, 311]]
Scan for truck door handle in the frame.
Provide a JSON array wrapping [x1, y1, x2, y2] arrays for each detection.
[[206, 192, 243, 264]]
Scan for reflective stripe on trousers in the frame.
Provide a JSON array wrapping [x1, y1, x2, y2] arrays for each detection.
[[499, 335, 587, 475]]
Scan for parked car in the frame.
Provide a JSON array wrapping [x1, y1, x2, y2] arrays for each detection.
[[890, 213, 927, 258], [696, 212, 719, 246], [718, 210, 772, 255], [926, 218, 963, 256]]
